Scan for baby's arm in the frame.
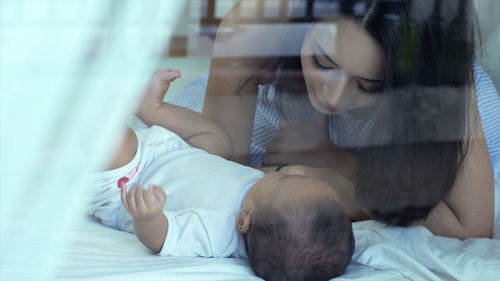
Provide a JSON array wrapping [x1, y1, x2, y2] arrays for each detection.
[[136, 70, 232, 158], [121, 183, 168, 253]]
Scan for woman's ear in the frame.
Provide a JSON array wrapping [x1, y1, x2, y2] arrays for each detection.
[[236, 208, 252, 234]]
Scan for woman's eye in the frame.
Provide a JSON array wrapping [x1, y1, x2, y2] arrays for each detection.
[[357, 81, 380, 94], [312, 55, 333, 70]]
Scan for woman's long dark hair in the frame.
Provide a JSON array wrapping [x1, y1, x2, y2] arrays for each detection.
[[269, 0, 478, 226]]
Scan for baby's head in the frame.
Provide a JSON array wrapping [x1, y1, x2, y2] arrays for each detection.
[[238, 170, 354, 281]]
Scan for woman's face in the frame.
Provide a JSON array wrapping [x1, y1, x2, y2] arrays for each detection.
[[301, 18, 385, 115]]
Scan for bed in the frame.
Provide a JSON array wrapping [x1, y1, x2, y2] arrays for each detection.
[[55, 177, 500, 281]]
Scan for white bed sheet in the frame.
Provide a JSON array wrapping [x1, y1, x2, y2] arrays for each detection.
[[55, 216, 260, 281], [56, 173, 500, 281], [55, 216, 500, 281]]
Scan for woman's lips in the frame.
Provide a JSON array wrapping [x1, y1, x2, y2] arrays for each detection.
[[315, 95, 338, 114]]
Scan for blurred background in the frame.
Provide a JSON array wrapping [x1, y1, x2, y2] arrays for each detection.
[[0, 1, 498, 280], [3, 0, 495, 97]]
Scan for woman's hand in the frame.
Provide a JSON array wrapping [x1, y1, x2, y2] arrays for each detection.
[[264, 164, 370, 221], [121, 183, 167, 221], [262, 120, 332, 166], [262, 120, 356, 179]]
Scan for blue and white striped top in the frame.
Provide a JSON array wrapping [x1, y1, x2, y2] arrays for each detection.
[[170, 63, 499, 168]]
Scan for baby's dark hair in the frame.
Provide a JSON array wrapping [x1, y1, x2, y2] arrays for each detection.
[[246, 199, 354, 281]]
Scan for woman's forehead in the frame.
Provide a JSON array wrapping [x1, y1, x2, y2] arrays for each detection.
[[306, 19, 385, 80]]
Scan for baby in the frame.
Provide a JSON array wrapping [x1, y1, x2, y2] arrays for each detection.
[[87, 70, 354, 281]]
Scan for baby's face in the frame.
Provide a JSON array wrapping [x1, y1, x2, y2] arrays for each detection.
[[244, 171, 341, 208]]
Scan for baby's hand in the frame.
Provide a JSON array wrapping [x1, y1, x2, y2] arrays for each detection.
[[136, 69, 181, 124], [120, 183, 167, 220]]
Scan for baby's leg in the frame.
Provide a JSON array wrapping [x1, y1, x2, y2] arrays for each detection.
[[108, 127, 138, 170]]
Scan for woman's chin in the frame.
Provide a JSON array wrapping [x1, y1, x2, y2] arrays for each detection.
[[309, 96, 340, 115]]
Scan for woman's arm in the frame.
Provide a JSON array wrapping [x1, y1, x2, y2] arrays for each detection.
[[295, 134, 495, 239], [202, 0, 289, 164], [263, 100, 494, 239], [422, 85, 495, 239], [262, 136, 495, 240], [423, 118, 494, 239]]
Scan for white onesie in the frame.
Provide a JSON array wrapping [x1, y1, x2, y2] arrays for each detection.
[[86, 125, 265, 258]]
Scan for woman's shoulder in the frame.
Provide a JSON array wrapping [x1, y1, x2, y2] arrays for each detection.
[[474, 62, 498, 97], [473, 62, 500, 160], [473, 62, 500, 116]]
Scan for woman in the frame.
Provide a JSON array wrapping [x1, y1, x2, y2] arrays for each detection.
[[171, 0, 496, 239]]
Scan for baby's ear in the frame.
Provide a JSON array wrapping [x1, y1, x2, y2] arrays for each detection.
[[236, 209, 252, 234]]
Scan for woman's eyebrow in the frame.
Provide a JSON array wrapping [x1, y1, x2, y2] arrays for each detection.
[[315, 42, 340, 68], [315, 42, 383, 84]]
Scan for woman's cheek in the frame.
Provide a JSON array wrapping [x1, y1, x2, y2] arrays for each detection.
[[304, 69, 324, 93], [356, 95, 378, 108]]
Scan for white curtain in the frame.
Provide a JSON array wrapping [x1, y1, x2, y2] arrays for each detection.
[[0, 1, 184, 279]]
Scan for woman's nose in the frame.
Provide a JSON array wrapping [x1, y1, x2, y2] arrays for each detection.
[[323, 70, 349, 108]]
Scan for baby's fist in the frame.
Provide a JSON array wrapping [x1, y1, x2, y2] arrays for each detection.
[[121, 183, 167, 220]]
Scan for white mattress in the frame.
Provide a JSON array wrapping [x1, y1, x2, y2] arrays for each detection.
[[56, 211, 500, 281]]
